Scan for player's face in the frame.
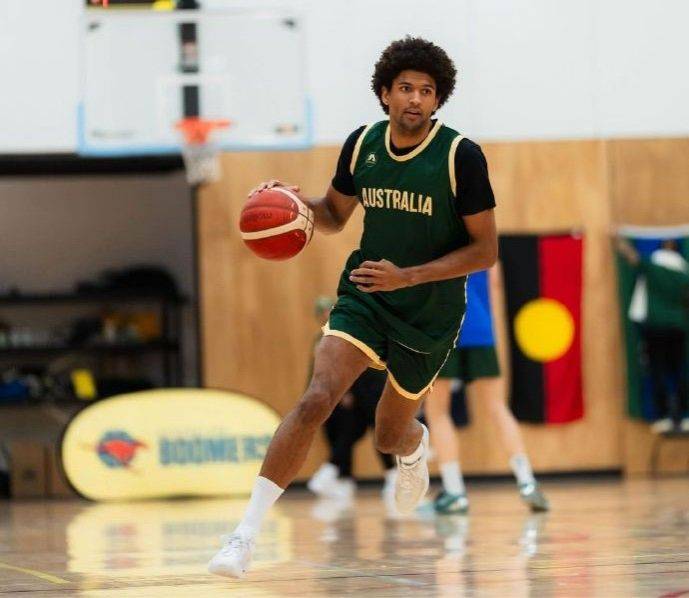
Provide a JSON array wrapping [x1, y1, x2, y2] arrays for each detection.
[[382, 70, 439, 134]]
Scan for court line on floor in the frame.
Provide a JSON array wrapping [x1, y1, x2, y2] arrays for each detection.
[[0, 561, 69, 585], [297, 559, 425, 587]]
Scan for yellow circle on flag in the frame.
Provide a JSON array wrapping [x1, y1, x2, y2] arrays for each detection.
[[514, 298, 574, 362]]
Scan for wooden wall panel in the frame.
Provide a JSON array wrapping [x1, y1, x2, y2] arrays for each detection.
[[198, 137, 689, 481], [607, 138, 689, 475], [609, 138, 689, 224], [467, 141, 622, 472], [199, 147, 364, 477]]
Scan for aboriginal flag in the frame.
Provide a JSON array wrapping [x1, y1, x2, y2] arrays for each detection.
[[499, 234, 584, 423]]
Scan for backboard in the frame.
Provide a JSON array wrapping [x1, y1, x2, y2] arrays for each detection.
[[79, 5, 311, 156]]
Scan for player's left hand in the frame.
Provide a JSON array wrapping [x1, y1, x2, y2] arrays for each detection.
[[349, 259, 411, 292]]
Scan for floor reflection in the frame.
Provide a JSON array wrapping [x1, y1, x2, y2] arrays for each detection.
[[66, 498, 292, 577], [2, 479, 688, 596]]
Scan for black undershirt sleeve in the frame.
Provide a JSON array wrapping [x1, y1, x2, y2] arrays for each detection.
[[454, 139, 496, 216], [332, 127, 496, 215], [331, 125, 366, 197]]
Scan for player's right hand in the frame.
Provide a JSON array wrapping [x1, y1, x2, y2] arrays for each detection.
[[248, 180, 301, 198]]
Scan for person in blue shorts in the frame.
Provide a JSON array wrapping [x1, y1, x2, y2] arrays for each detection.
[[425, 266, 549, 514]]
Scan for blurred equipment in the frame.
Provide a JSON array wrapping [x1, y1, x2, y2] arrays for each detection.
[[0, 283, 185, 396], [75, 265, 179, 297], [9, 441, 47, 499], [70, 369, 98, 401]]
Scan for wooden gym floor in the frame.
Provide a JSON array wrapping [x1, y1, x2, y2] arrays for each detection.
[[1, 477, 688, 597]]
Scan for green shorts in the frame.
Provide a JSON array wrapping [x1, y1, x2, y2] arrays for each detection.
[[438, 345, 500, 383], [324, 294, 454, 400]]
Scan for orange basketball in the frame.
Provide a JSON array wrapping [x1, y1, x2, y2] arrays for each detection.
[[239, 187, 314, 260]]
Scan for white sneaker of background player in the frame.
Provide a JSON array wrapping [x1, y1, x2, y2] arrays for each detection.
[[651, 418, 674, 434], [311, 495, 352, 523], [394, 424, 430, 514], [307, 462, 338, 496], [681, 418, 689, 432], [208, 532, 255, 579], [426, 444, 437, 463], [324, 477, 355, 500]]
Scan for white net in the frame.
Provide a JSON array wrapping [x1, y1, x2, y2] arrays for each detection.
[[180, 141, 222, 185]]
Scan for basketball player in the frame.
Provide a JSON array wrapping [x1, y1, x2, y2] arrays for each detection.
[[425, 266, 549, 515], [209, 36, 497, 578]]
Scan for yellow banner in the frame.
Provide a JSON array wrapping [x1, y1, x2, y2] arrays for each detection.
[[61, 389, 281, 501]]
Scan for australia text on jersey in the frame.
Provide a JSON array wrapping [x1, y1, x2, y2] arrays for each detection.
[[360, 187, 433, 216]]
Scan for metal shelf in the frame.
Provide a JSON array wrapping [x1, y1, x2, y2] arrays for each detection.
[[0, 292, 186, 306], [0, 340, 180, 356], [0, 292, 186, 386]]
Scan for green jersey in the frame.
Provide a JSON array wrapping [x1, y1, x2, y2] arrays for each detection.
[[637, 256, 689, 329], [337, 119, 470, 352]]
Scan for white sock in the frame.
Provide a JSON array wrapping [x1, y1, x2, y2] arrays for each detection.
[[400, 442, 423, 465], [440, 461, 465, 495], [510, 454, 535, 487], [400, 425, 427, 465], [234, 476, 284, 538]]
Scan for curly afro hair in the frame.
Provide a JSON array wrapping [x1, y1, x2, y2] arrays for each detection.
[[371, 36, 457, 114]]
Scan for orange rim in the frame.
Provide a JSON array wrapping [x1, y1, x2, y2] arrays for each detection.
[[175, 117, 231, 145]]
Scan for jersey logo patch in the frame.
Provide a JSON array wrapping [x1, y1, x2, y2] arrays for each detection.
[[365, 152, 377, 167]]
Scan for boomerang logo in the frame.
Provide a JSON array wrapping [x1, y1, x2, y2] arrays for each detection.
[[96, 430, 147, 468]]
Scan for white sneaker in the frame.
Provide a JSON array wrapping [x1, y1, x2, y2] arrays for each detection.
[[394, 424, 430, 514], [382, 467, 397, 499], [307, 463, 338, 496], [651, 418, 674, 434], [320, 477, 355, 500], [309, 475, 355, 501], [681, 418, 689, 432], [208, 532, 255, 579]]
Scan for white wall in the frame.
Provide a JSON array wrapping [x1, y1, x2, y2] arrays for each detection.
[[591, 0, 689, 137], [1, 0, 688, 151], [304, 0, 689, 143], [0, 0, 81, 152]]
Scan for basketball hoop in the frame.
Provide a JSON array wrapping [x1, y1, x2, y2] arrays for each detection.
[[175, 117, 231, 185]]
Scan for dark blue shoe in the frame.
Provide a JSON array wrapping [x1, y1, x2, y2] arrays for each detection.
[[519, 483, 549, 512], [433, 490, 469, 514]]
